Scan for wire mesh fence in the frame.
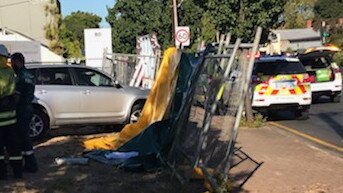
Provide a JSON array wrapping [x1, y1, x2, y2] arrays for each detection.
[[166, 28, 263, 192], [166, 47, 245, 185], [101, 53, 161, 87]]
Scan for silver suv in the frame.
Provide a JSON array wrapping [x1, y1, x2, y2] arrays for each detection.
[[27, 64, 149, 140]]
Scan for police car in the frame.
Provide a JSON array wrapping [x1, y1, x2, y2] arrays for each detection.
[[299, 46, 342, 103], [251, 56, 312, 120]]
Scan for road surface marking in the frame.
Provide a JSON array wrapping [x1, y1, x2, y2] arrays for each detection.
[[269, 122, 343, 153]]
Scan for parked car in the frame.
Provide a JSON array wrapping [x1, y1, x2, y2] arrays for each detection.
[[27, 64, 149, 140], [251, 56, 312, 120], [298, 46, 342, 103]]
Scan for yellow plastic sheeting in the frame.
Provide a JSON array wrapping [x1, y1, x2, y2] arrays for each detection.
[[84, 47, 181, 150]]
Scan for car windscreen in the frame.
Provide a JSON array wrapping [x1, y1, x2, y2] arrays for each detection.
[[253, 61, 306, 75]]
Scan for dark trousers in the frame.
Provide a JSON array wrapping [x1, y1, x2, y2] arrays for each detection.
[[0, 124, 23, 179], [17, 105, 37, 172], [17, 105, 34, 153]]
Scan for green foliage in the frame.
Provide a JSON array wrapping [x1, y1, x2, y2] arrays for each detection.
[[62, 11, 102, 52], [314, 0, 343, 19], [200, 14, 217, 43], [59, 24, 82, 58], [44, 0, 63, 55], [329, 26, 343, 66], [178, 0, 204, 49], [334, 52, 343, 66], [282, 0, 317, 29], [200, 0, 286, 43], [313, 0, 343, 64], [45, 7, 102, 58], [106, 0, 286, 53], [107, 0, 171, 53], [240, 113, 267, 128]]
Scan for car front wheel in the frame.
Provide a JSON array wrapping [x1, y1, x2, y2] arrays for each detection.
[[30, 109, 49, 141], [129, 103, 144, 124], [295, 109, 309, 120]]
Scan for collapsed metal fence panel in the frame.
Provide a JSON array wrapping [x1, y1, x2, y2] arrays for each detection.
[[166, 27, 263, 192]]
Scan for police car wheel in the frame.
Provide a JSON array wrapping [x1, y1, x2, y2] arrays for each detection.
[[330, 94, 341, 103], [295, 109, 309, 120], [30, 109, 49, 141]]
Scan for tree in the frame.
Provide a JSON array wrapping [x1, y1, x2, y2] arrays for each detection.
[[106, 0, 286, 53], [177, 0, 205, 50], [282, 0, 317, 29], [59, 23, 82, 58], [106, 0, 172, 53], [204, 0, 286, 43], [313, 0, 343, 65], [44, 0, 63, 55], [62, 11, 102, 52], [314, 0, 343, 19]]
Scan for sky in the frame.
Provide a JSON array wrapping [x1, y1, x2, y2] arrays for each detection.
[[59, 0, 115, 27]]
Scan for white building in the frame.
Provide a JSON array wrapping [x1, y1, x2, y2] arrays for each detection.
[[0, 0, 61, 45], [261, 28, 322, 54], [0, 27, 64, 63]]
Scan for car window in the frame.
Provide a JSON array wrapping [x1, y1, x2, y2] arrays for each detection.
[[300, 56, 331, 68], [27, 68, 39, 85], [73, 68, 113, 87], [253, 61, 306, 75], [38, 68, 73, 85]]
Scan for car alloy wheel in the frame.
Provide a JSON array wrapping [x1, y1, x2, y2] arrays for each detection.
[[30, 114, 44, 138], [130, 109, 142, 123]]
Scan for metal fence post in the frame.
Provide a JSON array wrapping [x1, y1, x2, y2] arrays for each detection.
[[223, 27, 262, 180]]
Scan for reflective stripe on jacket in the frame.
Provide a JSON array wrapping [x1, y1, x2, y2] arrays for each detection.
[[9, 156, 23, 161], [0, 64, 17, 127], [0, 110, 16, 126]]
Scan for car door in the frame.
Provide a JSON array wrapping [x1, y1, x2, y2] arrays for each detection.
[[72, 67, 127, 122], [35, 67, 82, 125]]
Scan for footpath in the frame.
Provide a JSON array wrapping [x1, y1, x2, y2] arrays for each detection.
[[0, 125, 342, 193], [236, 125, 343, 193]]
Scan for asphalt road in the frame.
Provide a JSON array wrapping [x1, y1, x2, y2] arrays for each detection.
[[272, 95, 343, 149]]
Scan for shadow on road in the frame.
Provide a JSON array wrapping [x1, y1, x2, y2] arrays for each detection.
[[266, 110, 297, 121], [317, 112, 343, 138], [33, 125, 124, 145]]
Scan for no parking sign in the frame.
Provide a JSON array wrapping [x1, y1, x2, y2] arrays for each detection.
[[175, 26, 190, 47]]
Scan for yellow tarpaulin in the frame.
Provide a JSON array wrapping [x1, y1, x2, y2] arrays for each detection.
[[84, 47, 181, 150]]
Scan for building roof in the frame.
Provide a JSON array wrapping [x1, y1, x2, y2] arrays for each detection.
[[272, 28, 321, 41]]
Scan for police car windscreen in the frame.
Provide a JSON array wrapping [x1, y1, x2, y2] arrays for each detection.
[[254, 61, 306, 75]]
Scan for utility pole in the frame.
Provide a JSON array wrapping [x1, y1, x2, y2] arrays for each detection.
[[171, 0, 178, 46]]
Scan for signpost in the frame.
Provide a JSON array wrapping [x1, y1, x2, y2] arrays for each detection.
[[175, 26, 190, 48]]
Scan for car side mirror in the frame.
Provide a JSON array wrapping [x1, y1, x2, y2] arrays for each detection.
[[113, 80, 122, 88]]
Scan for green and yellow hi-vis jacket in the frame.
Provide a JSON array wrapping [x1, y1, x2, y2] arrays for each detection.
[[0, 60, 17, 127]]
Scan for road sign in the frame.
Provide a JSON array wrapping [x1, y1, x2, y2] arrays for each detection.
[[175, 26, 190, 47]]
